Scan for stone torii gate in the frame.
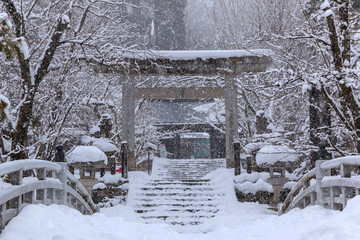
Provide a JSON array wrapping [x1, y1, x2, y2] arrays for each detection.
[[119, 50, 273, 171]]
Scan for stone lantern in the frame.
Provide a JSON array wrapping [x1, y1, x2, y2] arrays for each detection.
[[256, 144, 299, 205], [81, 136, 119, 175], [266, 167, 289, 205], [66, 146, 108, 194]]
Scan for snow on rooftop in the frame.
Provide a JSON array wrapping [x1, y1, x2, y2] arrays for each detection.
[[193, 100, 225, 123], [180, 132, 210, 139], [125, 49, 274, 61], [256, 145, 298, 165], [66, 146, 108, 165]]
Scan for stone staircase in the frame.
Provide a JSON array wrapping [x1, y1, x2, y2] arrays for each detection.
[[131, 158, 226, 230]]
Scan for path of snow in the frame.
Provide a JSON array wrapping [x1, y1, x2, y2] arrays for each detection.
[[2, 169, 360, 240]]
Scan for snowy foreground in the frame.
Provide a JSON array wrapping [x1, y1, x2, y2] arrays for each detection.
[[2, 169, 360, 240]]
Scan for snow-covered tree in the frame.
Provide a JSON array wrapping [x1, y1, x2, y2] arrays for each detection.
[[297, 0, 360, 153], [0, 0, 147, 160]]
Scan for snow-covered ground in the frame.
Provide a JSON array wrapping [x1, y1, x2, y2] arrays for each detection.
[[2, 169, 360, 240]]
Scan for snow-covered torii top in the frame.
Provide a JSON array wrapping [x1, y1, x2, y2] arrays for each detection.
[[93, 49, 274, 75]]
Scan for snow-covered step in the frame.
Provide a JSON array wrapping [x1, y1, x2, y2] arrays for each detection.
[[152, 158, 226, 180], [134, 199, 222, 204], [131, 158, 226, 229], [136, 190, 222, 196], [134, 208, 219, 214], [132, 180, 224, 227]]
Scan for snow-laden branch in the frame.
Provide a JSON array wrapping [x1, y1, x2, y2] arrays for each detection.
[[33, 15, 70, 85]]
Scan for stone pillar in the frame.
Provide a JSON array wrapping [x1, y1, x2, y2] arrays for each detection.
[[122, 75, 136, 171], [121, 142, 129, 179], [234, 142, 241, 175], [225, 73, 238, 168]]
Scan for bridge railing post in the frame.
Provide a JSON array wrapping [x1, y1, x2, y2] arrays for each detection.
[[37, 168, 46, 180], [56, 163, 68, 205], [121, 142, 128, 179], [9, 170, 23, 185], [315, 160, 328, 206]]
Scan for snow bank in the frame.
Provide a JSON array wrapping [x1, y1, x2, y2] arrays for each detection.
[[234, 172, 273, 194], [66, 146, 108, 165], [234, 171, 270, 183], [99, 173, 127, 185], [256, 145, 298, 165], [235, 179, 273, 194], [92, 182, 107, 190]]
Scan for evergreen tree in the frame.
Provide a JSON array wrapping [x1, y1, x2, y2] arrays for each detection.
[[154, 0, 186, 50]]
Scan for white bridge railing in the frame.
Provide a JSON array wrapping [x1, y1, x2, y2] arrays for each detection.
[[0, 159, 97, 231], [281, 156, 360, 214]]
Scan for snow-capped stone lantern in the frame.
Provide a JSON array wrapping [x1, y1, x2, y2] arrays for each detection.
[[66, 146, 108, 194], [256, 145, 300, 173], [256, 145, 299, 205], [81, 136, 119, 175]]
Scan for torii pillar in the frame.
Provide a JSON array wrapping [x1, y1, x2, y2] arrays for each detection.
[[225, 71, 238, 168], [122, 74, 136, 171]]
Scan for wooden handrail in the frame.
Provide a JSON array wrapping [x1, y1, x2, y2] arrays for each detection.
[[0, 159, 97, 232], [281, 156, 360, 214], [0, 159, 62, 176], [280, 169, 316, 213]]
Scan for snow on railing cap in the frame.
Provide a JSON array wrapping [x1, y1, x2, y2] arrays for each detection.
[[320, 155, 360, 170]]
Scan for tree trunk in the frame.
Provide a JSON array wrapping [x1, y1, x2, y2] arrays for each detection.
[[11, 92, 36, 159]]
